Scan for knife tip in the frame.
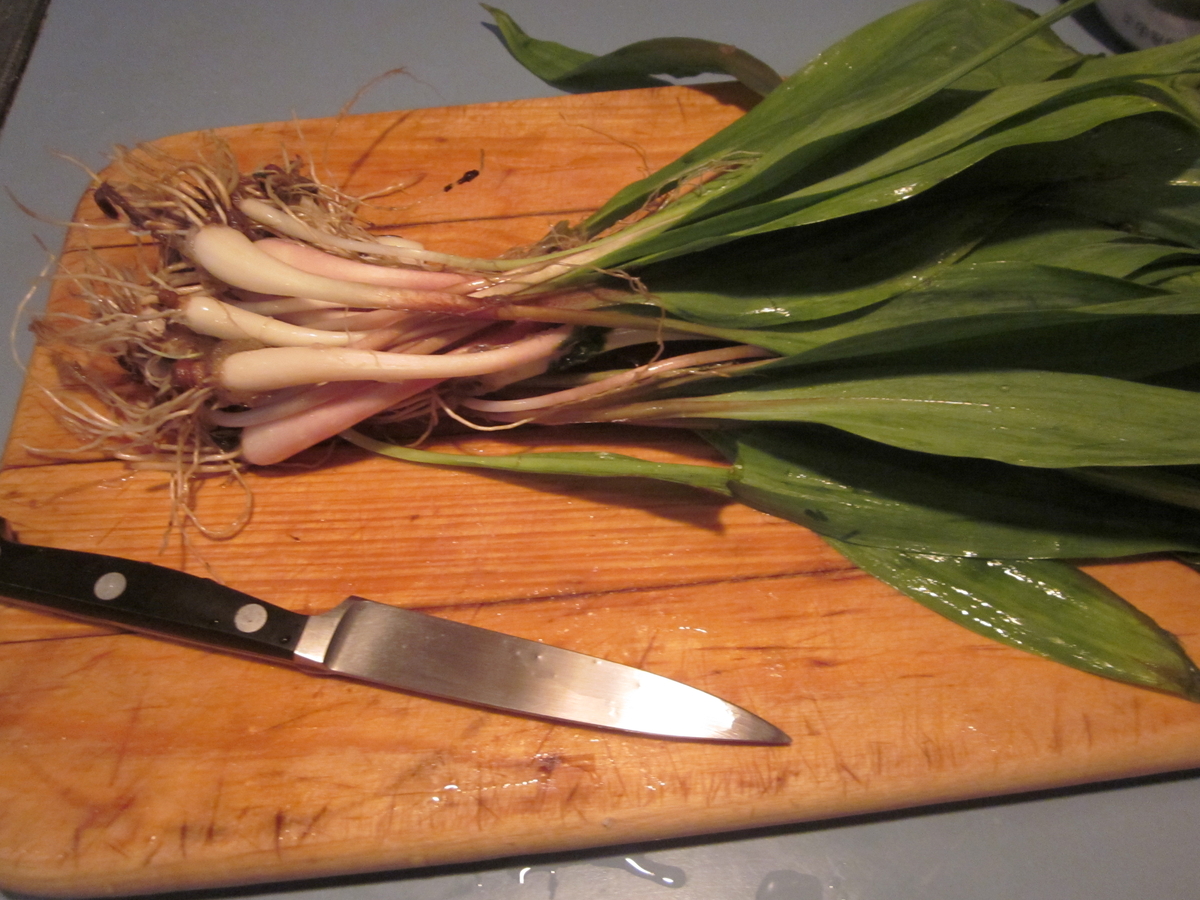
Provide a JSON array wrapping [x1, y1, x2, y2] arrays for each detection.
[[761, 727, 793, 746], [727, 714, 791, 746]]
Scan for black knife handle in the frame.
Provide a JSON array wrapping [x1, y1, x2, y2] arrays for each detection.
[[0, 528, 307, 660]]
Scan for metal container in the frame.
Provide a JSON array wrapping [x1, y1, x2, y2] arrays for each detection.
[[1095, 0, 1200, 47]]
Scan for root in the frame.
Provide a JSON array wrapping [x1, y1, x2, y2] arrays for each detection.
[[28, 136, 769, 540]]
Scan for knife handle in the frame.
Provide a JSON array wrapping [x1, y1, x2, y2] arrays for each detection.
[[0, 529, 307, 660]]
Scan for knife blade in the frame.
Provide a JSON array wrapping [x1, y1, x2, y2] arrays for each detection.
[[0, 523, 789, 744]]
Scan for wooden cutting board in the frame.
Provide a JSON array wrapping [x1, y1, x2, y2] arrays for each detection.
[[4, 84, 1200, 898]]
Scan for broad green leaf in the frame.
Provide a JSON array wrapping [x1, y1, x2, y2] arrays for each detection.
[[987, 104, 1200, 246], [582, 0, 1090, 236], [827, 538, 1200, 700], [732, 268, 1200, 375], [658, 301, 1200, 376], [636, 191, 1010, 327], [1043, 153, 1200, 249], [644, 251, 1190, 354], [961, 210, 1200, 278], [817, 312, 1200, 379], [1138, 262, 1200, 288], [482, 6, 595, 85], [597, 80, 1200, 270], [636, 185, 1200, 333], [624, 110, 1200, 330], [717, 425, 1200, 558], [1069, 465, 1200, 511], [585, 369, 1200, 467], [482, 6, 782, 96]]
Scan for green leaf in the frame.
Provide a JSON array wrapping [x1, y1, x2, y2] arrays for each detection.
[[409, 0, 1200, 704], [824, 313, 1200, 380], [341, 428, 1200, 698], [719, 425, 1200, 558], [598, 79, 1200, 270], [642, 238, 1200, 365], [1069, 465, 1200, 511], [637, 191, 1010, 327], [346, 423, 1200, 560], [635, 178, 1200, 334], [963, 210, 1200, 278], [339, 428, 733, 493], [826, 538, 1200, 700], [739, 268, 1200, 376], [582, 0, 1091, 237], [587, 369, 1200, 468], [482, 6, 782, 96]]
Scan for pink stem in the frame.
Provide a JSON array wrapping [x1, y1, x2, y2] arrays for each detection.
[[238, 380, 440, 466], [254, 238, 470, 291], [461, 345, 773, 419]]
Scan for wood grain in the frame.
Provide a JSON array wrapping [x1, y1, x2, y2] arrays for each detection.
[[3, 84, 1200, 898]]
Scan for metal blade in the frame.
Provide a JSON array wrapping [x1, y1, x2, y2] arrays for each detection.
[[295, 597, 790, 744]]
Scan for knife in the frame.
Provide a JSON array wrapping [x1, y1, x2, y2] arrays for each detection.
[[0, 523, 789, 744]]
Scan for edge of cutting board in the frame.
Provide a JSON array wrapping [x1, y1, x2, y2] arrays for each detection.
[[4, 84, 1200, 897]]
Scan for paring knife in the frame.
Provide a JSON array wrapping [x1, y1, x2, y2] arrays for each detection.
[[0, 524, 789, 744]]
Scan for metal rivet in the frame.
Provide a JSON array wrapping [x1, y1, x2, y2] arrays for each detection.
[[234, 603, 268, 633], [93, 572, 127, 601]]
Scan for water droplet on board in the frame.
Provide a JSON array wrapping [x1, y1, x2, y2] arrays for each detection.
[[591, 854, 686, 888], [513, 865, 559, 896], [755, 869, 824, 900]]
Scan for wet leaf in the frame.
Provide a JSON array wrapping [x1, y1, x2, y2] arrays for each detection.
[[718, 425, 1200, 558], [600, 368, 1200, 468], [827, 539, 1200, 700]]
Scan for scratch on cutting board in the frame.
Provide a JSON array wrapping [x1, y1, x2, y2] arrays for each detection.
[[204, 776, 226, 845], [139, 833, 164, 868], [531, 723, 563, 760], [663, 751, 691, 804], [917, 732, 948, 771], [702, 768, 736, 807], [71, 794, 138, 865], [10, 743, 148, 860], [300, 811, 333, 844], [0, 629, 117, 647], [108, 684, 153, 788], [473, 780, 500, 829], [249, 700, 350, 734], [272, 811, 286, 856], [836, 760, 864, 786], [636, 632, 658, 670], [720, 747, 800, 800], [598, 734, 630, 802], [1048, 698, 1066, 755], [799, 698, 864, 791], [275, 805, 329, 850], [868, 740, 896, 777], [374, 750, 451, 836], [390, 746, 607, 829], [1131, 694, 1145, 741], [58, 645, 122, 680]]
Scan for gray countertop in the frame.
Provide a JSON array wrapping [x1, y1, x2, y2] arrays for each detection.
[[2, 2, 1199, 898]]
